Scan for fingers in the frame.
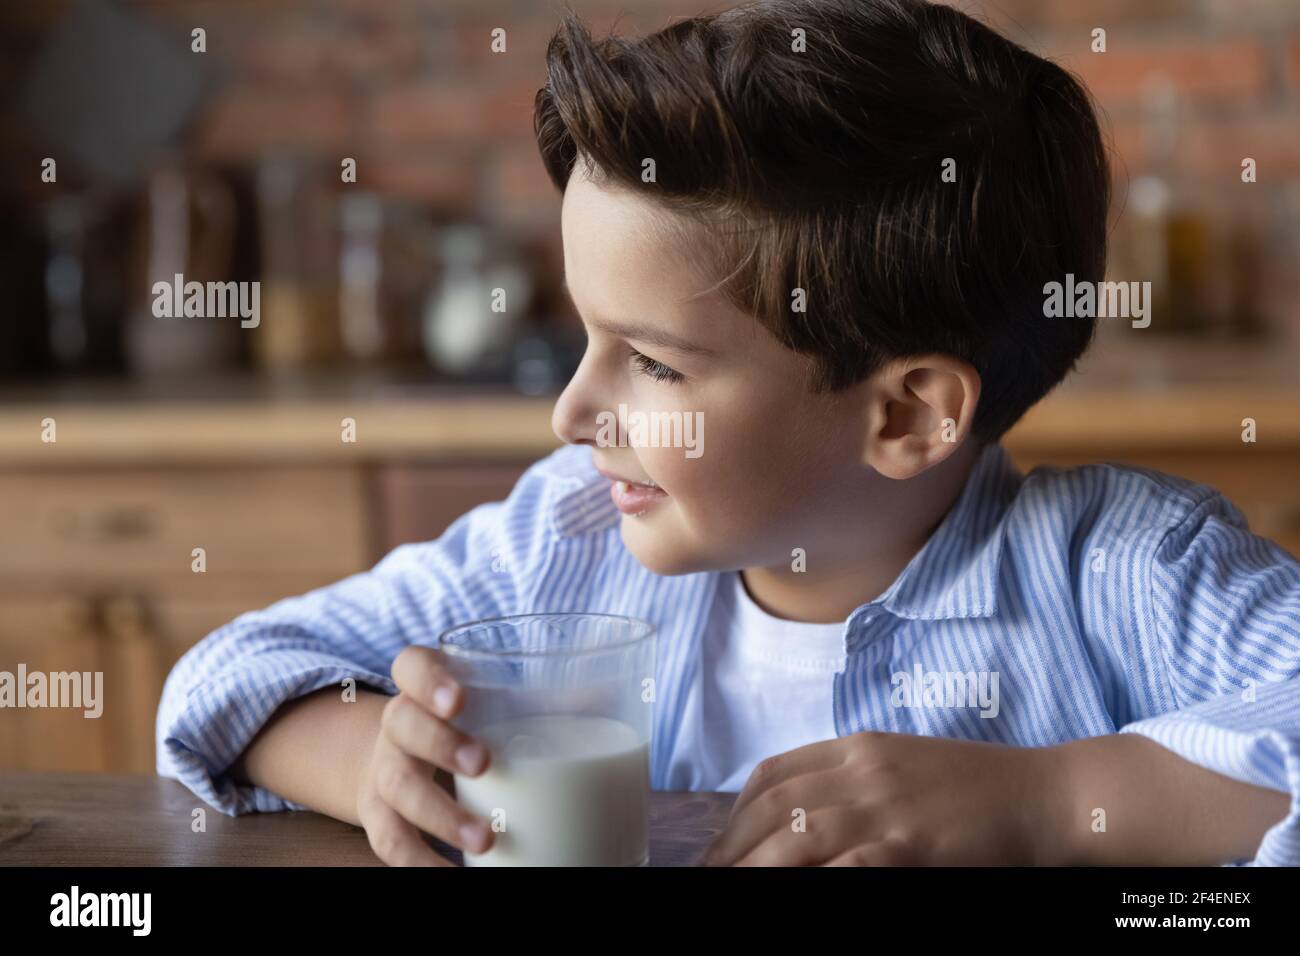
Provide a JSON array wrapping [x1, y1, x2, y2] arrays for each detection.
[[391, 645, 462, 719], [705, 765, 863, 866], [362, 648, 497, 867], [358, 790, 456, 867], [728, 738, 849, 822], [372, 736, 495, 857], [380, 692, 489, 777], [822, 838, 918, 866], [731, 807, 878, 866]]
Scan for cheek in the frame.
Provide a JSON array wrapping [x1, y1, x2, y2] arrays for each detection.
[[676, 431, 839, 532], [655, 445, 780, 521], [638, 392, 832, 517]]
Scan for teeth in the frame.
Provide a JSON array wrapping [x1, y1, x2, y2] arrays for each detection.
[[616, 477, 658, 491]]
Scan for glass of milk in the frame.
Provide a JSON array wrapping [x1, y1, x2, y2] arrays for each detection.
[[436, 612, 655, 867]]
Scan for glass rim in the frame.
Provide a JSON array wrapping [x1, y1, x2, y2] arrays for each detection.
[[435, 612, 655, 660]]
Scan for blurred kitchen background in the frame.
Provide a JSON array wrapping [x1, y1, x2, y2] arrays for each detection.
[[0, 0, 1298, 774]]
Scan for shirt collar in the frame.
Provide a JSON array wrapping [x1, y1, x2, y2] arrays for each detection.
[[549, 441, 1022, 622], [548, 446, 623, 538], [853, 441, 1021, 625]]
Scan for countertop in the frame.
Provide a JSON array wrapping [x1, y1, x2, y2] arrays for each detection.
[[2, 335, 1298, 467], [0, 771, 738, 866]]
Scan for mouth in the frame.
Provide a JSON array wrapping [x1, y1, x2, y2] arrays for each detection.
[[609, 478, 669, 515], [595, 464, 669, 515]]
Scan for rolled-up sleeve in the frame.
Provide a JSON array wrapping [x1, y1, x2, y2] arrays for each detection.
[[1118, 490, 1300, 866], [156, 450, 569, 816]]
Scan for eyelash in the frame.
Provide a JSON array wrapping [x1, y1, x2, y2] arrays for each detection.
[[628, 347, 685, 384]]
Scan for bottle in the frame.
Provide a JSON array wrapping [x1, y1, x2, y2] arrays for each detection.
[[1135, 78, 1210, 335], [254, 153, 341, 371], [337, 192, 386, 362], [421, 226, 531, 378]]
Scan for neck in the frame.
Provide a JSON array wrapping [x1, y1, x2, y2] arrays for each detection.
[[741, 443, 983, 624]]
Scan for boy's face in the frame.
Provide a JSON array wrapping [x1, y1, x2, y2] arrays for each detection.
[[551, 159, 882, 576]]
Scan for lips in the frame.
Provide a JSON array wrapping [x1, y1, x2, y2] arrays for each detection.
[[609, 478, 668, 515], [595, 463, 668, 515]]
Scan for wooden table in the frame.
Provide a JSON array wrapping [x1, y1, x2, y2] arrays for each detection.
[[0, 772, 737, 866]]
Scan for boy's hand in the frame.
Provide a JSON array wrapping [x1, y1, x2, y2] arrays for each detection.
[[698, 731, 1069, 866], [355, 645, 495, 866]]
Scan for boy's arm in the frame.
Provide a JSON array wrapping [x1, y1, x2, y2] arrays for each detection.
[[1076, 491, 1300, 865], [223, 686, 458, 826], [156, 449, 571, 818], [155, 542, 465, 818], [1053, 712, 1294, 865], [226, 686, 389, 827]]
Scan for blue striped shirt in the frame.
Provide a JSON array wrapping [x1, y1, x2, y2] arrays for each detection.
[[156, 440, 1300, 865]]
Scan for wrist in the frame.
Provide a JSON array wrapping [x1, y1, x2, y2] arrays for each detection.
[[348, 691, 390, 824], [1023, 740, 1088, 866], [1035, 732, 1289, 866], [1042, 734, 1145, 865]]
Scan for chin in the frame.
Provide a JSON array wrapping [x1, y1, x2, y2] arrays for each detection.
[[620, 517, 714, 577]]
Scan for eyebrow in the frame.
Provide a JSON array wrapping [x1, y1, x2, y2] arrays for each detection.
[[560, 274, 719, 359]]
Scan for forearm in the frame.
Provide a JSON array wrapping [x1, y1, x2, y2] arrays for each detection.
[[228, 686, 389, 826], [1052, 732, 1291, 865]]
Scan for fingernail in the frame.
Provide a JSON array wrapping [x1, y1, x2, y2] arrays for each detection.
[[460, 820, 489, 852], [456, 741, 485, 774], [433, 685, 456, 716]]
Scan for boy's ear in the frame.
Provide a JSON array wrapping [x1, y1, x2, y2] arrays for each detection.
[[862, 353, 982, 480]]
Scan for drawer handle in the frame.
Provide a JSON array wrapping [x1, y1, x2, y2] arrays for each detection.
[[49, 506, 159, 542], [102, 594, 154, 640], [58, 595, 97, 632]]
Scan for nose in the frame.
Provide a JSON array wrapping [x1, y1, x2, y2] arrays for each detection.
[[551, 351, 607, 447]]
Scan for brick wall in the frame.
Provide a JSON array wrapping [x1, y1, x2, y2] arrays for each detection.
[[962, 0, 1300, 334], [2, 0, 1297, 336]]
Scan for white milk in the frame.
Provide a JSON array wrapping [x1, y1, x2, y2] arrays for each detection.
[[454, 713, 650, 867]]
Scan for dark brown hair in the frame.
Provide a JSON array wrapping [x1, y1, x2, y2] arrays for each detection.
[[534, 0, 1110, 443]]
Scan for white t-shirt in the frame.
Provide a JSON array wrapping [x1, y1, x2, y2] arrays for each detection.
[[672, 570, 848, 792]]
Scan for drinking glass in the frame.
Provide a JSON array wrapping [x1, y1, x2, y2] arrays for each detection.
[[436, 612, 656, 866]]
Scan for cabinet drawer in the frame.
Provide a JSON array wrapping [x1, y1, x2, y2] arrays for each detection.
[[376, 461, 529, 552], [0, 467, 369, 580], [0, 587, 349, 774], [0, 597, 112, 772]]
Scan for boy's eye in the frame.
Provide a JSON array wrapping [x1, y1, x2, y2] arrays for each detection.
[[628, 347, 685, 384]]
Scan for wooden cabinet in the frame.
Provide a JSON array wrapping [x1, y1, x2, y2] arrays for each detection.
[[0, 588, 368, 774], [0, 465, 376, 774], [375, 461, 528, 551], [0, 457, 542, 774], [0, 597, 110, 771], [0, 466, 369, 581]]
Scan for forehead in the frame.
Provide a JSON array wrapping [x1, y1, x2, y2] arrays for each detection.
[[562, 169, 680, 264], [557, 160, 769, 358], [561, 174, 723, 325]]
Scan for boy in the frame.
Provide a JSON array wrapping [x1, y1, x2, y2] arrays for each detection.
[[157, 0, 1299, 865]]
